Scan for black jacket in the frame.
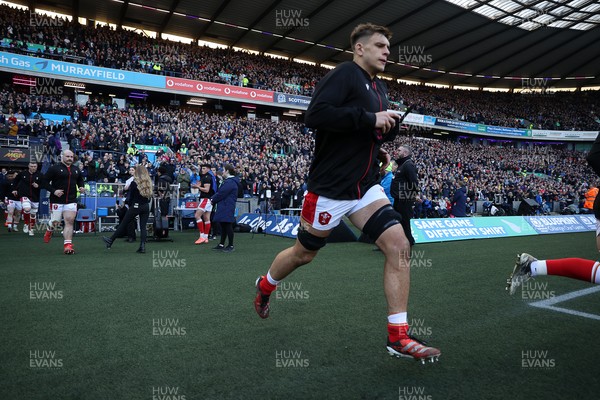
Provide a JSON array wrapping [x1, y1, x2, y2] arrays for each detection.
[[13, 170, 42, 202], [43, 163, 85, 204], [391, 156, 418, 203], [305, 61, 399, 200], [125, 180, 151, 206]]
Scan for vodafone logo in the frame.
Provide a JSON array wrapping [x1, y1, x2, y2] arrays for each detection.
[[250, 91, 256, 98], [166, 79, 174, 87], [196, 83, 203, 91], [224, 87, 230, 94]]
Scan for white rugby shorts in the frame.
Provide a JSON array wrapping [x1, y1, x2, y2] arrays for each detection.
[[301, 185, 388, 231]]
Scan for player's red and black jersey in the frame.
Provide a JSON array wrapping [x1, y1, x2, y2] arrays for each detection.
[[199, 173, 215, 198], [305, 61, 399, 200], [43, 163, 84, 204], [13, 170, 42, 202]]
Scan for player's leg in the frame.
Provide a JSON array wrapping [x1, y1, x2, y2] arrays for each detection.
[[137, 204, 150, 253], [21, 197, 31, 234], [45, 204, 62, 243], [254, 222, 328, 319], [508, 220, 600, 292], [5, 200, 15, 231], [62, 207, 77, 254], [28, 202, 39, 236], [194, 208, 205, 244], [254, 191, 337, 319], [507, 253, 600, 294], [349, 187, 440, 363], [202, 211, 212, 242], [12, 201, 22, 231]]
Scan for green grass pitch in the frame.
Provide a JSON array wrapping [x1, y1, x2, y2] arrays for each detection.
[[1, 228, 598, 399]]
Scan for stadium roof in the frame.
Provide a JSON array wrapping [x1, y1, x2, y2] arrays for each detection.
[[13, 0, 600, 89]]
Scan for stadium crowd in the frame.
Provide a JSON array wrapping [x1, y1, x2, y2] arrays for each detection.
[[1, 82, 597, 217], [0, 4, 599, 131]]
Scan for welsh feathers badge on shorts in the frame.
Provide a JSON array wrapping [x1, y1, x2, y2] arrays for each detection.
[[318, 211, 332, 225]]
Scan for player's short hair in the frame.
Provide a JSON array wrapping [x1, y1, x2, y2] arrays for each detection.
[[201, 163, 211, 169], [350, 23, 392, 50]]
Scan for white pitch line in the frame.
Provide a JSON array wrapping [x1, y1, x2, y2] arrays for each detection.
[[528, 286, 600, 321]]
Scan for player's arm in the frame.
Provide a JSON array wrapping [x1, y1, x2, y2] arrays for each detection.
[[198, 180, 211, 194], [11, 172, 22, 196], [305, 66, 375, 133], [41, 167, 55, 192]]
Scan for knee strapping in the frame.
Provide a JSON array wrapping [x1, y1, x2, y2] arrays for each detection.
[[297, 225, 327, 251], [362, 204, 402, 242]]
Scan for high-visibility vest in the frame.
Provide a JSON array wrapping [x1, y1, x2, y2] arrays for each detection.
[[584, 187, 598, 209]]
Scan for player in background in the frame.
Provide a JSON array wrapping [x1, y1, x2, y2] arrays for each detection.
[[12, 162, 42, 236], [42, 150, 85, 254], [253, 23, 440, 364], [508, 130, 600, 292], [3, 170, 20, 232], [193, 163, 216, 244]]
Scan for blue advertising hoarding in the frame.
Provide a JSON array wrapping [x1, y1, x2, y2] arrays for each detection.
[[0, 51, 165, 88], [273, 92, 311, 108], [434, 118, 479, 132], [525, 215, 596, 234], [411, 216, 538, 243], [485, 125, 530, 137], [237, 213, 300, 239]]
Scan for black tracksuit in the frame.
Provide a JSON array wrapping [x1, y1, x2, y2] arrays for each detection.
[[43, 163, 84, 204], [13, 170, 42, 202], [305, 61, 399, 200]]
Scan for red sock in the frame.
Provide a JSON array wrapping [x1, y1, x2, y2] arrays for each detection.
[[203, 221, 211, 235], [196, 220, 204, 233], [23, 213, 30, 226], [30, 214, 36, 229], [259, 278, 277, 295], [546, 258, 598, 283], [387, 323, 409, 343]]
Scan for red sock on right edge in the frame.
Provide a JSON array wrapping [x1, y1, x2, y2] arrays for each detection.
[[546, 258, 599, 283]]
